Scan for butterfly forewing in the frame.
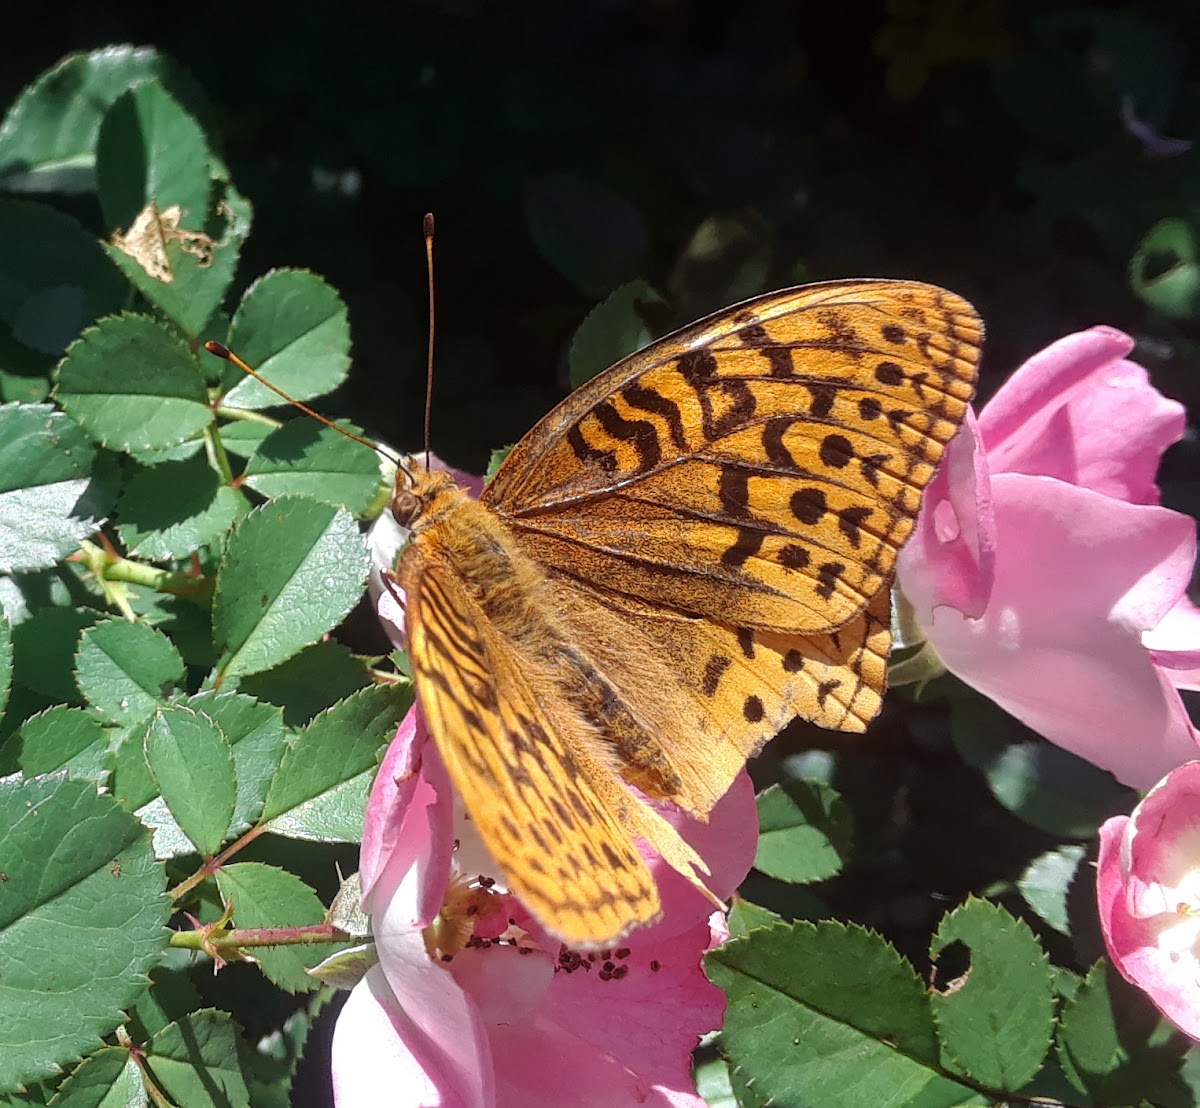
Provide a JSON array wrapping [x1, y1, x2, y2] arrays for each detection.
[[485, 280, 980, 635], [401, 542, 715, 945]]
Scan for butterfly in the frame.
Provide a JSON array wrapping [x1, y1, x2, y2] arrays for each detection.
[[388, 279, 981, 947]]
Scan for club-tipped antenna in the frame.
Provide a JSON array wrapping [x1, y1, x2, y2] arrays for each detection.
[[203, 340, 412, 482], [423, 212, 435, 470]]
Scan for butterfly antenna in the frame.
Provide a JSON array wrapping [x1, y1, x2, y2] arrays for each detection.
[[204, 341, 412, 482], [423, 211, 436, 470]]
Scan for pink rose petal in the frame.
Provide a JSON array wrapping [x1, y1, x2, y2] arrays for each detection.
[[979, 327, 1185, 505], [1098, 763, 1200, 1040], [923, 475, 1199, 787], [898, 409, 996, 622]]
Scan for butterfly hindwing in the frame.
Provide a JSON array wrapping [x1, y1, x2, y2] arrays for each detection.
[[544, 575, 893, 818]]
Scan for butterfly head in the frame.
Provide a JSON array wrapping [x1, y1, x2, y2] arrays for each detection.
[[390, 462, 465, 533]]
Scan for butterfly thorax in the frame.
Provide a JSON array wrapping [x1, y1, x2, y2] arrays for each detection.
[[394, 466, 685, 799]]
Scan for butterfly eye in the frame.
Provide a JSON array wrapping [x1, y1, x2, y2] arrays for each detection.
[[391, 488, 424, 528]]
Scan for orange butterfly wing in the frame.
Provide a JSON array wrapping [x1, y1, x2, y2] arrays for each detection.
[[485, 279, 980, 635], [400, 535, 715, 945]]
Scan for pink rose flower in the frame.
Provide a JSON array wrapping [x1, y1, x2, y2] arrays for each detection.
[[1097, 761, 1200, 1039], [332, 710, 757, 1107], [897, 326, 1200, 788]]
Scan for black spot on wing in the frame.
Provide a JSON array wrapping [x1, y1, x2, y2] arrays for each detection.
[[791, 488, 827, 525], [807, 382, 836, 418], [779, 543, 810, 570], [703, 655, 731, 696], [721, 528, 764, 570], [817, 679, 842, 708], [819, 434, 854, 469], [762, 417, 798, 469], [838, 506, 873, 548], [875, 361, 904, 387], [815, 562, 845, 601]]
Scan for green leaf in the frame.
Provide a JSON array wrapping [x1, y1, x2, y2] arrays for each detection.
[[694, 1052, 737, 1108], [129, 966, 205, 1040], [525, 172, 648, 298], [1182, 1044, 1200, 1106], [218, 419, 274, 459], [567, 280, 663, 387], [1019, 845, 1087, 937], [1052, 965, 1083, 1003], [243, 418, 380, 513], [754, 780, 851, 884], [74, 617, 185, 724], [1057, 960, 1191, 1104], [0, 200, 126, 356], [143, 706, 236, 856], [96, 83, 211, 236], [145, 1010, 250, 1107], [213, 496, 368, 679], [47, 1047, 142, 1107], [1131, 218, 1200, 319], [135, 592, 215, 669], [222, 270, 351, 409], [727, 897, 783, 938], [104, 186, 251, 340], [0, 45, 194, 193], [239, 640, 372, 726], [0, 1090, 49, 1107], [707, 922, 982, 1108], [267, 767, 374, 843], [214, 864, 329, 993], [485, 444, 514, 482], [262, 683, 409, 826], [0, 609, 10, 724], [949, 682, 1134, 837], [0, 775, 167, 1093], [54, 315, 212, 453], [188, 691, 287, 835], [244, 998, 323, 1108], [126, 436, 205, 466], [929, 898, 1055, 1091], [11, 606, 100, 703], [17, 705, 110, 781], [0, 364, 51, 406], [0, 403, 118, 572], [110, 716, 158, 814], [307, 941, 378, 991], [135, 692, 286, 858], [117, 454, 249, 561]]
